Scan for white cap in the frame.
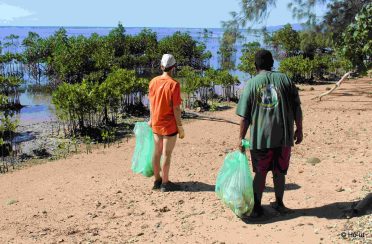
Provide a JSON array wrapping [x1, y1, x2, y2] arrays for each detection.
[[161, 54, 176, 69]]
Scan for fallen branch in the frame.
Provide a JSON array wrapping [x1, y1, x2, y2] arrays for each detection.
[[311, 71, 352, 101]]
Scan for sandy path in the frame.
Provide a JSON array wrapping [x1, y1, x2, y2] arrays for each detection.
[[0, 77, 371, 244]]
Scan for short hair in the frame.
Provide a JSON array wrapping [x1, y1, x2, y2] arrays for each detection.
[[255, 49, 274, 70]]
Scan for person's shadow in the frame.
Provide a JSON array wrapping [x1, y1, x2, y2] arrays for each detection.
[[241, 200, 370, 224], [264, 183, 301, 192], [175, 182, 301, 193], [176, 181, 215, 192], [173, 182, 370, 224]]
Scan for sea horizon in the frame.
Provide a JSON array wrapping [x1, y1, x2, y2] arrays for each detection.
[[0, 23, 303, 31]]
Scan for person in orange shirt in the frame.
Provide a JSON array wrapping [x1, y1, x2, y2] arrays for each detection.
[[148, 54, 185, 192]]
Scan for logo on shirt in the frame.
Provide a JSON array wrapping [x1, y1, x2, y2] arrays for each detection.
[[257, 84, 279, 109]]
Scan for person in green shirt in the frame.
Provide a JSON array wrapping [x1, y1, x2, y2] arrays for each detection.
[[236, 50, 303, 218]]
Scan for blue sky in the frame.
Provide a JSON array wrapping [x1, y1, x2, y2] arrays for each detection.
[[0, 0, 327, 28]]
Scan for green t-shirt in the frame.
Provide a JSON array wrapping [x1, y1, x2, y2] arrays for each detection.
[[236, 71, 301, 150]]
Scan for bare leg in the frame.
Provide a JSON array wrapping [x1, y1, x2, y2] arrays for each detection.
[[152, 134, 163, 181], [273, 172, 285, 206], [161, 135, 177, 183], [271, 172, 293, 214], [252, 171, 267, 216]]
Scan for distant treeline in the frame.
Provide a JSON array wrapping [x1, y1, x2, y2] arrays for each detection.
[[1, 13, 369, 139]]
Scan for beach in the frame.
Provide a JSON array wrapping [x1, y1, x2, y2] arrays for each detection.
[[0, 77, 371, 244]]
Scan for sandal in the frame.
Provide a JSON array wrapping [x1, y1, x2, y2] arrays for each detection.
[[152, 178, 162, 190], [270, 202, 294, 215]]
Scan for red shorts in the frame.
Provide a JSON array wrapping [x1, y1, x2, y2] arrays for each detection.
[[250, 147, 291, 175]]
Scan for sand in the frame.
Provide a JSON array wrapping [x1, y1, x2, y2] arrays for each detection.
[[0, 77, 371, 244]]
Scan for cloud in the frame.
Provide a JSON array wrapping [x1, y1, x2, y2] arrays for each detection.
[[0, 2, 34, 23]]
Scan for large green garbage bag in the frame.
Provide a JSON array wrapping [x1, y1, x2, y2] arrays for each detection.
[[215, 139, 254, 217], [131, 122, 154, 177]]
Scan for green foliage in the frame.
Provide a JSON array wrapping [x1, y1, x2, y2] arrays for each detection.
[[231, 0, 330, 28], [56, 140, 70, 159], [210, 103, 218, 112], [101, 128, 116, 148], [279, 56, 312, 83], [178, 66, 201, 97], [266, 24, 300, 57], [339, 3, 372, 73], [52, 80, 97, 129], [218, 18, 242, 70], [0, 48, 24, 81], [204, 69, 240, 87], [279, 54, 352, 83], [299, 31, 331, 58], [52, 35, 96, 84], [19, 24, 211, 87], [179, 67, 239, 95], [231, 0, 332, 29], [0, 60, 20, 158], [158, 31, 209, 70], [3, 34, 20, 53], [52, 69, 148, 134], [178, 67, 240, 108], [322, 0, 370, 44], [2, 24, 211, 143], [71, 135, 78, 153], [1, 116, 18, 133], [127, 28, 159, 72], [0, 111, 18, 159], [232, 0, 368, 76], [0, 75, 23, 109], [261, 19, 356, 81], [234, 0, 277, 26], [238, 42, 261, 77], [200, 28, 213, 44], [333, 57, 354, 75], [22, 32, 45, 84], [83, 136, 92, 154]]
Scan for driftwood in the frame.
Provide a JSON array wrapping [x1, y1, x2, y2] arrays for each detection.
[[311, 71, 352, 101]]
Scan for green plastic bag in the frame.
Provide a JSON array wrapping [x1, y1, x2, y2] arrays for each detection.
[[215, 139, 254, 217], [131, 122, 154, 177]]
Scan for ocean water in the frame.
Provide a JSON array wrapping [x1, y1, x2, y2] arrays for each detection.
[[0, 26, 262, 124]]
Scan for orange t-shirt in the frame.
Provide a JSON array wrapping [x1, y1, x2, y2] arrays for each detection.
[[149, 75, 182, 135]]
